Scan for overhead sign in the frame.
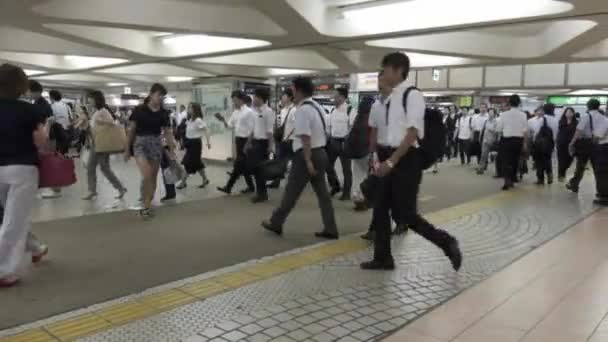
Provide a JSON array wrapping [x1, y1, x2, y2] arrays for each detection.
[[547, 95, 608, 106], [123, 87, 131, 94]]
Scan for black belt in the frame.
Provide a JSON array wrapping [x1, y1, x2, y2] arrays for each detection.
[[331, 137, 346, 141]]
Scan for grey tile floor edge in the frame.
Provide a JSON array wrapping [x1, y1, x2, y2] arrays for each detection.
[[56, 185, 600, 342]]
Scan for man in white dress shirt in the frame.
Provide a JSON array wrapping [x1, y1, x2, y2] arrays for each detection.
[[326, 88, 354, 201], [262, 77, 338, 239], [269, 89, 297, 189], [590, 105, 608, 205], [360, 52, 461, 271], [470, 104, 489, 164], [455, 110, 473, 165], [567, 99, 602, 193], [217, 91, 255, 195], [496, 94, 529, 190], [249, 88, 275, 203], [528, 103, 558, 185]]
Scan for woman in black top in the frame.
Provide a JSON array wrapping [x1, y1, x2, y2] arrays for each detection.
[[125, 83, 175, 219], [557, 107, 578, 182], [0, 64, 49, 288]]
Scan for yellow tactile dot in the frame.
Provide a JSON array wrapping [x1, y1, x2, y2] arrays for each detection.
[[137, 289, 196, 311], [268, 255, 314, 269], [215, 271, 260, 287], [297, 249, 333, 263], [245, 263, 289, 278], [181, 280, 229, 298], [0, 329, 57, 342], [46, 314, 111, 341], [96, 302, 154, 325]]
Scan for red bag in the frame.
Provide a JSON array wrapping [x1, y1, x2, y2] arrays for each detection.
[[38, 153, 77, 188]]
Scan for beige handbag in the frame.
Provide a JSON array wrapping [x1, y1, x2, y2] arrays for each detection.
[[92, 109, 126, 153]]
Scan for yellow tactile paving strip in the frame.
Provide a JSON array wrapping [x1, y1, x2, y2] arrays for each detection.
[[0, 187, 530, 342]]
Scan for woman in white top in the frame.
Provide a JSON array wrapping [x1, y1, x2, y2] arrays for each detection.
[[178, 102, 212, 189], [83, 91, 127, 200]]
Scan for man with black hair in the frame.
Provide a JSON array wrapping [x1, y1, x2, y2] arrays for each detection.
[[567, 99, 601, 193], [28, 80, 52, 119], [496, 94, 529, 190], [249, 88, 275, 203], [269, 89, 297, 189], [262, 77, 338, 240], [49, 89, 72, 156], [217, 90, 255, 195], [326, 87, 354, 201], [591, 107, 608, 206], [360, 52, 461, 271], [528, 104, 558, 185]]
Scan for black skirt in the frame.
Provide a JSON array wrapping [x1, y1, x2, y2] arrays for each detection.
[[181, 137, 205, 174]]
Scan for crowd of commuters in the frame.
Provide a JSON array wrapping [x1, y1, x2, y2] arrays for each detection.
[[1, 49, 608, 287]]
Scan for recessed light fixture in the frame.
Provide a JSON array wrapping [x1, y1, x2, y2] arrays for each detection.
[[161, 34, 270, 56], [63, 55, 128, 68], [268, 68, 315, 76], [24, 69, 44, 76], [166, 76, 193, 82], [106, 82, 128, 87]]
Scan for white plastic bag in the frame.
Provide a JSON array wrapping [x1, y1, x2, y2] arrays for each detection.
[[80, 148, 90, 168]]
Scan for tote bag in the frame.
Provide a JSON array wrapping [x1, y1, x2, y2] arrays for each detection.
[[38, 153, 77, 188], [93, 123, 126, 154]]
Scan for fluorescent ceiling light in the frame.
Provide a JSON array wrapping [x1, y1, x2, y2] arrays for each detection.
[[24, 69, 44, 76], [152, 32, 173, 38], [341, 0, 572, 30], [63, 55, 128, 69], [567, 89, 608, 95], [267, 68, 316, 76], [106, 82, 128, 87], [407, 52, 478, 68], [161, 34, 270, 56], [166, 76, 193, 82]]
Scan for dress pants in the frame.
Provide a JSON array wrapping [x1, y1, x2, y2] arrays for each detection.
[[457, 139, 471, 165], [593, 144, 608, 202], [251, 139, 270, 198], [557, 143, 574, 179], [0, 165, 43, 278], [270, 149, 338, 234], [569, 139, 593, 190], [326, 137, 352, 196], [226, 137, 255, 191], [447, 132, 456, 159], [500, 137, 524, 187], [373, 149, 455, 263], [532, 149, 553, 182]]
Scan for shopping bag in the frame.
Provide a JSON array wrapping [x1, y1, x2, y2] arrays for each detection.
[[38, 153, 77, 188], [80, 147, 90, 168]]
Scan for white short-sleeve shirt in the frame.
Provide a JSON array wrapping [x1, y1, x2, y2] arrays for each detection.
[[576, 111, 596, 138], [51, 101, 72, 129], [185, 118, 206, 139], [591, 111, 608, 144], [280, 104, 297, 141], [293, 98, 327, 152], [528, 115, 558, 141], [329, 103, 354, 138], [472, 113, 488, 132], [497, 108, 528, 138], [369, 97, 390, 146], [228, 105, 254, 138], [386, 81, 425, 148], [252, 105, 275, 140], [457, 115, 473, 140]]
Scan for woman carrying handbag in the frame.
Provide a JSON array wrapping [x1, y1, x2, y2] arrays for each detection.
[[82, 90, 127, 200]]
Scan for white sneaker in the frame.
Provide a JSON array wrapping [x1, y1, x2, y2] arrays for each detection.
[[41, 189, 61, 199]]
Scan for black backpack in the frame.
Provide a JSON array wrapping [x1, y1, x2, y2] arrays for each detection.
[[534, 117, 555, 154], [403, 87, 446, 170], [344, 111, 370, 159]]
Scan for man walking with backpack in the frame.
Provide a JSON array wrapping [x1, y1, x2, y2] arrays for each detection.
[[360, 52, 462, 271], [528, 104, 558, 185]]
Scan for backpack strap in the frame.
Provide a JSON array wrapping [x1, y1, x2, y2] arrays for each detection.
[[589, 112, 594, 134], [401, 86, 419, 113], [301, 101, 327, 133]]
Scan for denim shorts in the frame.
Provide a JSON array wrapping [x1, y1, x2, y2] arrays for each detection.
[[133, 136, 163, 162]]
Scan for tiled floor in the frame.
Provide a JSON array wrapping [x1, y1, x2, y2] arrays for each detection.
[[2, 173, 604, 342]]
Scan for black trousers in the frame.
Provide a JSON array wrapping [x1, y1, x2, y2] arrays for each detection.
[[373, 149, 455, 262], [457, 139, 471, 165], [326, 137, 352, 196], [369, 146, 394, 233], [446, 132, 456, 159], [160, 147, 176, 198], [500, 137, 524, 187], [557, 143, 574, 179], [270, 149, 338, 234], [593, 144, 608, 201], [250, 139, 270, 197], [569, 139, 593, 189], [532, 149, 553, 182], [226, 137, 254, 191]]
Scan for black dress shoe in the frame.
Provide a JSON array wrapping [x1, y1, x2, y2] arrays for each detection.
[[393, 224, 408, 235], [240, 188, 255, 194], [314, 231, 339, 240], [267, 181, 280, 189], [360, 260, 395, 270], [444, 238, 462, 271], [160, 195, 176, 202], [217, 186, 231, 195], [338, 194, 351, 201], [502, 184, 512, 191], [566, 183, 579, 193], [251, 195, 269, 204], [261, 221, 283, 236], [330, 188, 341, 197], [594, 198, 608, 206], [360, 231, 375, 241]]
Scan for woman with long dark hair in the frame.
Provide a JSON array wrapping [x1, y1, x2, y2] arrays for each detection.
[[557, 107, 578, 182], [125, 83, 175, 219], [0, 64, 49, 287], [177, 102, 211, 189], [82, 90, 127, 200]]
